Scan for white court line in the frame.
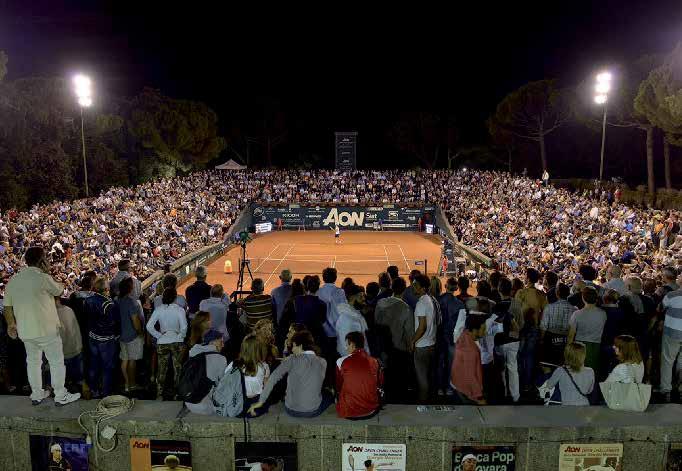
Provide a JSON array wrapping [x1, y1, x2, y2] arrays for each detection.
[[383, 244, 390, 267], [398, 244, 411, 272], [252, 243, 283, 272], [332, 255, 337, 269], [263, 257, 390, 262], [264, 244, 296, 288]]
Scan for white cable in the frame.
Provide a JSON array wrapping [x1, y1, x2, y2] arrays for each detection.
[[77, 395, 134, 452]]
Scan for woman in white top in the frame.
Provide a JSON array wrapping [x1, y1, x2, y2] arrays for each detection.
[[605, 335, 644, 384], [227, 334, 270, 415]]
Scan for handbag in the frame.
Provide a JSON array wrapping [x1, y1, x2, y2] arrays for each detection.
[[599, 364, 651, 412]]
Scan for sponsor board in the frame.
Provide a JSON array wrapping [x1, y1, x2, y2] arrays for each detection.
[[343, 443, 406, 471], [30, 435, 91, 471], [130, 439, 192, 470], [558, 443, 622, 471], [452, 445, 516, 471]]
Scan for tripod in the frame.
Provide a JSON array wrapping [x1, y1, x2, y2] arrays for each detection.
[[236, 242, 253, 293]]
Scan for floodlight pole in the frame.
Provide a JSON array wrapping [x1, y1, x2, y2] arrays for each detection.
[[80, 106, 89, 198], [598, 102, 607, 182]]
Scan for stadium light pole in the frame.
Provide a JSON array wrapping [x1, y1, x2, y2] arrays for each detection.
[[594, 71, 612, 182], [73, 74, 93, 197]]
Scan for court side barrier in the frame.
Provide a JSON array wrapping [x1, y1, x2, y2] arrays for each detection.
[[140, 205, 253, 292]]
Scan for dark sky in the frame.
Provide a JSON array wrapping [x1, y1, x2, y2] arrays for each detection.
[[1, 0, 681, 166]]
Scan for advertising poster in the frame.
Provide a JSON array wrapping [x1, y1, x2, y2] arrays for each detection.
[[29, 435, 90, 471], [235, 442, 297, 470], [666, 443, 682, 470], [342, 443, 406, 471], [452, 445, 516, 471], [130, 439, 192, 470], [558, 443, 623, 471]]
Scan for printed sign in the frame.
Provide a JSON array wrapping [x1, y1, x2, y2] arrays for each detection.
[[342, 443, 406, 471], [30, 435, 91, 471], [130, 439, 192, 470], [558, 443, 623, 471], [235, 442, 297, 470], [452, 445, 516, 471], [667, 443, 682, 470], [255, 222, 273, 234]]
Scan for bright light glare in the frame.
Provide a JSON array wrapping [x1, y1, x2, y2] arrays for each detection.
[[596, 82, 611, 94], [597, 72, 612, 83], [78, 96, 92, 107], [73, 74, 93, 106], [594, 95, 607, 104]]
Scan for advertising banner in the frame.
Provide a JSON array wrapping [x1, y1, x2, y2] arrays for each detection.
[[452, 445, 516, 471], [342, 443, 406, 471], [30, 435, 90, 471], [130, 439, 192, 470], [235, 442, 297, 470], [251, 205, 435, 231], [558, 443, 623, 471]]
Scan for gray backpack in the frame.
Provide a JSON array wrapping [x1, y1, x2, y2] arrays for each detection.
[[212, 364, 246, 417]]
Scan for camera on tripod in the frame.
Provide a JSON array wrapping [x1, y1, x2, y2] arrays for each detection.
[[238, 229, 252, 247]]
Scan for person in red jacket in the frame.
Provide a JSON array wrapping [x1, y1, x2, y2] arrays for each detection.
[[336, 331, 383, 419], [450, 313, 488, 405]]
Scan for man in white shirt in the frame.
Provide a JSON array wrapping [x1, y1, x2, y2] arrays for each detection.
[[411, 274, 436, 402], [3, 247, 80, 406]]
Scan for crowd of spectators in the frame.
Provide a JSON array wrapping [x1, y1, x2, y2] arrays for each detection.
[[0, 168, 680, 416]]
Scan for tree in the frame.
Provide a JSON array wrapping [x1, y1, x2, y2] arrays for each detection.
[[0, 51, 7, 82], [388, 112, 458, 169], [489, 80, 569, 174], [127, 88, 226, 175], [487, 116, 516, 172]]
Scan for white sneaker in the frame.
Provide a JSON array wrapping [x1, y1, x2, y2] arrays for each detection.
[[31, 390, 51, 406], [55, 392, 81, 407]]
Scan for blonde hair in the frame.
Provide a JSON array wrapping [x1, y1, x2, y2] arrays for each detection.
[[614, 335, 642, 364], [235, 334, 268, 376], [429, 276, 442, 297], [93, 276, 108, 294], [189, 311, 211, 347], [564, 342, 586, 372]]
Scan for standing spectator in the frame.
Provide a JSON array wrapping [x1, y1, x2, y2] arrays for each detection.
[[336, 331, 382, 419], [544, 271, 559, 304], [185, 266, 211, 317], [656, 267, 679, 305], [568, 286, 606, 372], [402, 270, 422, 311], [318, 267, 347, 382], [540, 283, 576, 366], [411, 274, 437, 402], [515, 268, 548, 317], [603, 265, 627, 296], [67, 271, 96, 357], [456, 276, 472, 303], [241, 278, 274, 329], [450, 313, 488, 405], [199, 285, 230, 341], [109, 259, 141, 300], [374, 277, 413, 401], [376, 272, 393, 302], [146, 288, 188, 400], [84, 277, 120, 398], [659, 273, 682, 402], [2, 247, 80, 405], [55, 297, 83, 391], [271, 269, 293, 325], [153, 274, 188, 310], [493, 277, 522, 403], [569, 265, 600, 309], [184, 329, 227, 416], [543, 342, 594, 406], [116, 277, 144, 392], [386, 265, 400, 282], [600, 289, 627, 378], [438, 277, 465, 395], [335, 286, 370, 357], [279, 275, 327, 347]]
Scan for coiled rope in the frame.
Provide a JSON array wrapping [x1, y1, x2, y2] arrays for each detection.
[[78, 395, 134, 452]]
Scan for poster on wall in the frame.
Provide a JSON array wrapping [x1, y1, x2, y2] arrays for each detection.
[[29, 435, 91, 471], [130, 439, 192, 470], [558, 443, 623, 471], [666, 443, 682, 470], [235, 442, 297, 470], [342, 443, 406, 471], [452, 445, 516, 471]]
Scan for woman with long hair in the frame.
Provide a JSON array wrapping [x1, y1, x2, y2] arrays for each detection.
[[604, 335, 644, 384], [543, 342, 594, 406], [228, 334, 270, 415], [189, 311, 211, 348]]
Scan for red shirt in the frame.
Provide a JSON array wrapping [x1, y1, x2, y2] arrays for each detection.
[[336, 349, 382, 418], [451, 330, 483, 402]]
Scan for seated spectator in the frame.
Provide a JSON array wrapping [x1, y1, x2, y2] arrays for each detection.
[[335, 285, 370, 357], [189, 311, 212, 348], [55, 297, 83, 391], [116, 277, 145, 392], [451, 313, 488, 405], [283, 323, 306, 357], [336, 332, 382, 419], [199, 284, 229, 341], [153, 274, 188, 311], [248, 330, 330, 418], [568, 286, 606, 372], [227, 334, 270, 415], [146, 288, 188, 400], [242, 278, 274, 330], [253, 318, 279, 366], [185, 266, 211, 317], [543, 342, 594, 406], [604, 335, 644, 384], [184, 329, 227, 415]]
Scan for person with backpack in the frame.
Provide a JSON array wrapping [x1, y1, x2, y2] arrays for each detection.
[[247, 330, 330, 418], [181, 329, 226, 415]]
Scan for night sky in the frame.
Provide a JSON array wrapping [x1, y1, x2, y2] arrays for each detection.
[[1, 0, 681, 170]]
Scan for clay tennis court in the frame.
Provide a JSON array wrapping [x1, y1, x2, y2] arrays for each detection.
[[179, 231, 445, 294]]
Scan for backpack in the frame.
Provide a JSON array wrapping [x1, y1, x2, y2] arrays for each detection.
[[177, 352, 219, 404], [213, 364, 247, 417]]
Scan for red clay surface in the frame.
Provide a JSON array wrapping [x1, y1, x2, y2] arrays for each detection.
[[179, 230, 445, 293]]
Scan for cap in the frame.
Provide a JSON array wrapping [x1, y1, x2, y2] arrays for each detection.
[[202, 329, 223, 345], [461, 454, 477, 463]]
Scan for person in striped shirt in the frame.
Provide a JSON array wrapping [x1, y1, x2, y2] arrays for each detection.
[[242, 278, 274, 329], [659, 272, 682, 402]]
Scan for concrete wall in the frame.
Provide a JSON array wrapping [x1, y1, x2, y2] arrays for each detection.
[[1, 396, 682, 470]]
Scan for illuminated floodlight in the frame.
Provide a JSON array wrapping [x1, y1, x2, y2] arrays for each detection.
[[78, 96, 92, 108], [73, 74, 92, 102], [596, 82, 610, 94], [594, 94, 607, 104], [596, 72, 612, 83]]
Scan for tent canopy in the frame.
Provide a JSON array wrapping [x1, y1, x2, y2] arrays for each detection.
[[214, 159, 247, 170]]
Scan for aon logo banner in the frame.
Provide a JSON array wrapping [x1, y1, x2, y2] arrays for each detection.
[[322, 208, 365, 227]]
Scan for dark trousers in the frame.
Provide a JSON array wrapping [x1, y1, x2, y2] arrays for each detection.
[[321, 336, 339, 388], [386, 348, 413, 403], [87, 338, 118, 396]]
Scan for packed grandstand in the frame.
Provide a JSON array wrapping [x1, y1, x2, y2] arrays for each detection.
[[0, 168, 681, 412]]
